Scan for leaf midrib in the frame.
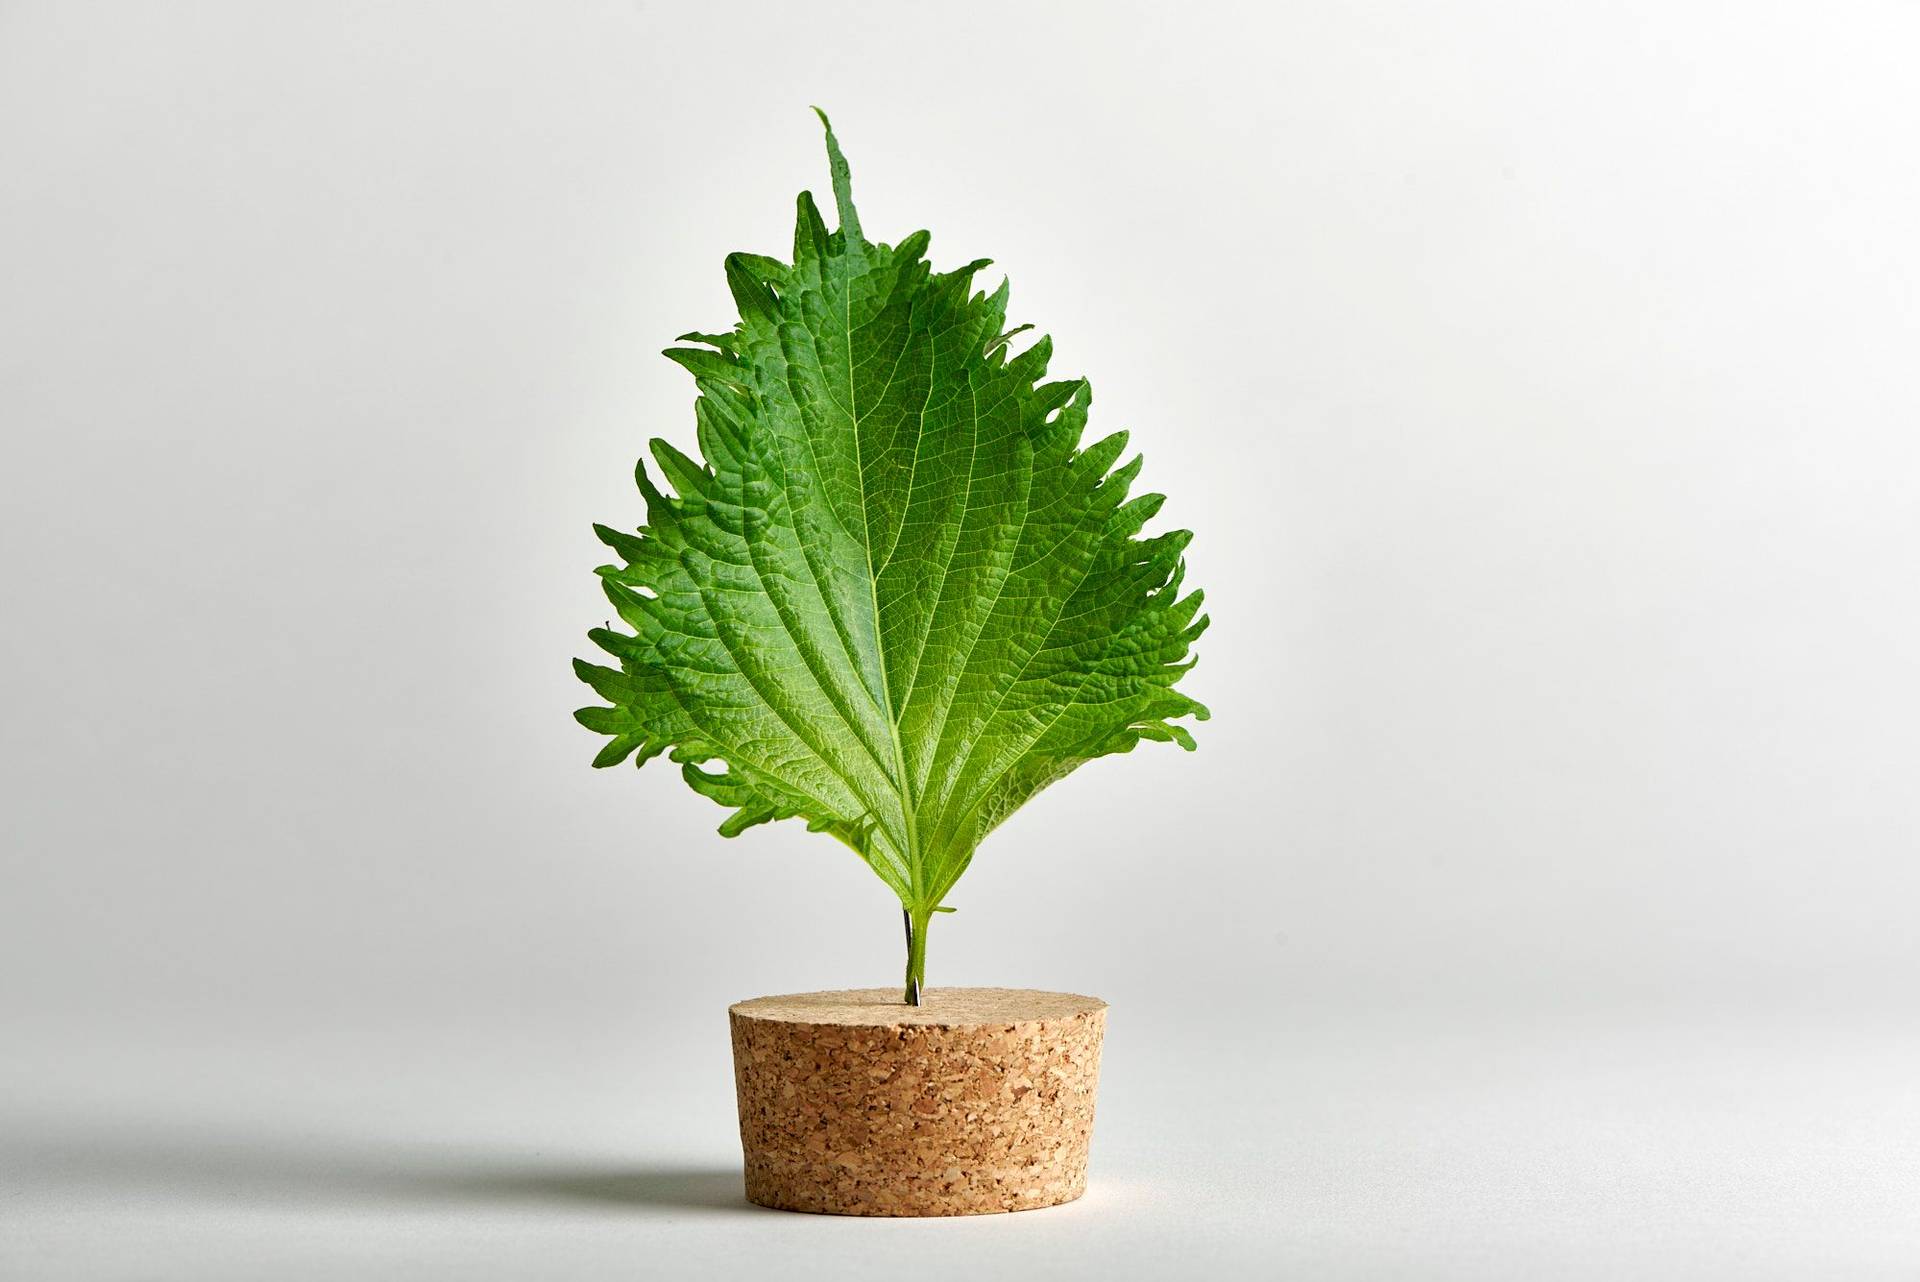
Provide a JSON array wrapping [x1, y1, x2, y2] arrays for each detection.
[[842, 260, 930, 908]]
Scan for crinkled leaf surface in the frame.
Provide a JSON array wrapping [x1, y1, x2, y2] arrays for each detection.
[[576, 114, 1208, 916]]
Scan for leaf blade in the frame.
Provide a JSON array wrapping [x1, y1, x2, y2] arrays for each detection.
[[577, 116, 1207, 909]]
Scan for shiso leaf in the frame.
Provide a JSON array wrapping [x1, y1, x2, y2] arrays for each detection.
[[576, 114, 1208, 918]]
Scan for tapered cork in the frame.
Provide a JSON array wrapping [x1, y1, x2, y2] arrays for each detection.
[[729, 987, 1107, 1216]]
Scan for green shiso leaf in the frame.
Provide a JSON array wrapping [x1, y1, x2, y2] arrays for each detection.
[[575, 111, 1208, 977]]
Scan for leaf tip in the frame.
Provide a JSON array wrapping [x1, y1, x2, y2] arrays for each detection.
[[811, 106, 861, 243]]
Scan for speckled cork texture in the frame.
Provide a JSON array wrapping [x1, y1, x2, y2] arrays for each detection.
[[729, 987, 1107, 1216]]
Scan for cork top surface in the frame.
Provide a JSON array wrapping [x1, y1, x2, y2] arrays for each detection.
[[730, 986, 1106, 1028]]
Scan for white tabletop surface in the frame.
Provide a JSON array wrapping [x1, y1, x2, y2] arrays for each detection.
[[8, 1002, 1915, 1281]]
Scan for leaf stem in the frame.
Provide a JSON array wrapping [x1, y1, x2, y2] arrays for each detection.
[[902, 906, 931, 1005]]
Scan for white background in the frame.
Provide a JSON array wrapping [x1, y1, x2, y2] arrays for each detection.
[[4, 2, 1917, 1277]]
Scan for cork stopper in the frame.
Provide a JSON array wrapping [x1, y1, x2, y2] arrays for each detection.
[[729, 987, 1107, 1216]]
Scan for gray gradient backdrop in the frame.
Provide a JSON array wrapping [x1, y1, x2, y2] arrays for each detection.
[[4, 2, 1917, 1278]]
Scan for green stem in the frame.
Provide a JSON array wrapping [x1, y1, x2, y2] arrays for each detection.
[[902, 906, 931, 1005]]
